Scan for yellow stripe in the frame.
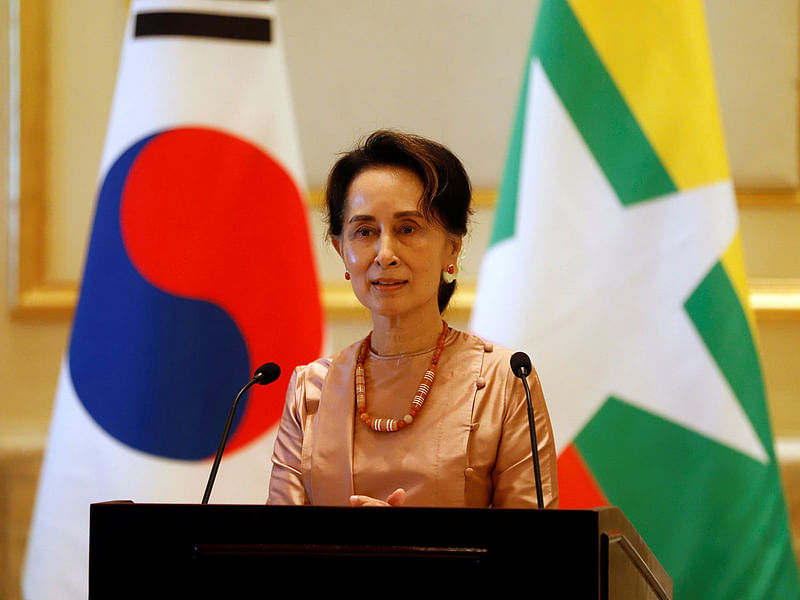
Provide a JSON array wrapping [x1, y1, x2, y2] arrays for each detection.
[[721, 230, 760, 344], [568, 0, 729, 190]]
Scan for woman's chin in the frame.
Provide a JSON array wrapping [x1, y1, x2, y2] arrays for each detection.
[[351, 283, 440, 322], [359, 293, 414, 319], [363, 297, 443, 323], [366, 300, 407, 318]]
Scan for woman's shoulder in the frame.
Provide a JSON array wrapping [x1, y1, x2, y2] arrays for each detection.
[[447, 328, 542, 386], [292, 355, 331, 381], [448, 328, 517, 362], [292, 339, 362, 384]]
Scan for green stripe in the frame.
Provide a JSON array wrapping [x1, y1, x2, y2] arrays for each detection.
[[684, 261, 774, 458], [575, 397, 799, 600], [534, 0, 676, 206], [489, 27, 535, 246]]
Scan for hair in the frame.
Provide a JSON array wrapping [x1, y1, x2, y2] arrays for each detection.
[[325, 130, 472, 313]]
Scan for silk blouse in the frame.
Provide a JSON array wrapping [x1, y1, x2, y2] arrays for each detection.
[[268, 328, 558, 508]]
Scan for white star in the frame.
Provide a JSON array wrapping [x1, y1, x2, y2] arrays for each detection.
[[471, 60, 768, 464]]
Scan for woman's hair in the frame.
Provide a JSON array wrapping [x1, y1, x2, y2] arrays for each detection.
[[325, 130, 472, 313]]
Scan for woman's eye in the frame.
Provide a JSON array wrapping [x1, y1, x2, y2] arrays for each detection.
[[399, 225, 415, 234]]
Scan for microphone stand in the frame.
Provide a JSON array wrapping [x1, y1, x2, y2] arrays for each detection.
[[511, 352, 545, 510], [519, 370, 545, 509], [201, 378, 259, 505]]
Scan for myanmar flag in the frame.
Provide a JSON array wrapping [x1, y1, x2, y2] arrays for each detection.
[[470, 1, 800, 598]]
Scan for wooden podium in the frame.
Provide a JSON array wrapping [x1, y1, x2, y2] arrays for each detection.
[[89, 502, 672, 598]]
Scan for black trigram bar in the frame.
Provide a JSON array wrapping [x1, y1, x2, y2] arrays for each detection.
[[135, 11, 271, 42]]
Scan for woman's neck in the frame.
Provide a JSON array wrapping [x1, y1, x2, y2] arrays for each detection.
[[369, 309, 445, 356]]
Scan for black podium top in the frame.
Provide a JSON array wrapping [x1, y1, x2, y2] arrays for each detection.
[[89, 502, 671, 599]]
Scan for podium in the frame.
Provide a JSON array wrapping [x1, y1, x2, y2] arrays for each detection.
[[89, 502, 671, 598]]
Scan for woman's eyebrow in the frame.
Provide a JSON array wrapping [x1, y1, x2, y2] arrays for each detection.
[[347, 214, 375, 224], [347, 211, 423, 224]]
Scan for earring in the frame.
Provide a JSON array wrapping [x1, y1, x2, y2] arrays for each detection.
[[344, 271, 351, 281], [443, 264, 456, 283]]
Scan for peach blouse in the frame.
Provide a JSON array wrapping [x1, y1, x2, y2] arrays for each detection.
[[268, 328, 558, 508]]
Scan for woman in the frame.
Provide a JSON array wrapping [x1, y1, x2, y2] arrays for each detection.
[[268, 130, 558, 508]]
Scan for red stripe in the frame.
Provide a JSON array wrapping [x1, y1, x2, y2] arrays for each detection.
[[557, 443, 609, 509]]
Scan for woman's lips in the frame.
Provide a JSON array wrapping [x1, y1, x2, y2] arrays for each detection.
[[371, 279, 407, 289]]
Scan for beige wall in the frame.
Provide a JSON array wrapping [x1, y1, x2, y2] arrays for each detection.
[[2, 1, 799, 437]]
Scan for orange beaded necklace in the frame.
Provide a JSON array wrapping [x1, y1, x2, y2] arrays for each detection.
[[355, 321, 449, 432]]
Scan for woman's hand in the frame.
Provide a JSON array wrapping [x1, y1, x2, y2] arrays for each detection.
[[349, 488, 406, 507]]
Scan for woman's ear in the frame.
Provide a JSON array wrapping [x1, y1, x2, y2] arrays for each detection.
[[449, 236, 463, 262], [332, 237, 344, 261]]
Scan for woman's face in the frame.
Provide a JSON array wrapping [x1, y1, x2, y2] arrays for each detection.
[[333, 166, 461, 321]]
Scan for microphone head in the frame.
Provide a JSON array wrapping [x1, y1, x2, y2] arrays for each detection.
[[510, 352, 532, 378], [253, 362, 281, 385]]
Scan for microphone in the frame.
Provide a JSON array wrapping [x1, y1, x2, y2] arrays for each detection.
[[201, 362, 281, 504], [510, 351, 532, 378], [253, 362, 281, 385], [510, 351, 545, 509]]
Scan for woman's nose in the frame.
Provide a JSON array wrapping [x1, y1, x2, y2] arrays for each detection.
[[375, 233, 398, 267]]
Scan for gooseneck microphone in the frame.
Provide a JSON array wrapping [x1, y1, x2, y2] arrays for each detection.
[[510, 351, 545, 509], [201, 362, 281, 504]]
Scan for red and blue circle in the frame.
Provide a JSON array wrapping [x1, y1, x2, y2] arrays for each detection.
[[70, 127, 323, 460]]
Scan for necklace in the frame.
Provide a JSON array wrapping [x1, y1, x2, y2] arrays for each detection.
[[355, 321, 449, 432]]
